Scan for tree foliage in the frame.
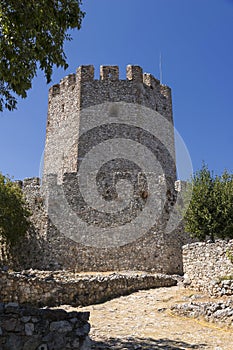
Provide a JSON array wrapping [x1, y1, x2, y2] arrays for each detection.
[[184, 164, 233, 241], [0, 173, 31, 245], [0, 0, 85, 111]]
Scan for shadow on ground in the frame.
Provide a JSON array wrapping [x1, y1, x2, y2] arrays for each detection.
[[91, 337, 207, 349]]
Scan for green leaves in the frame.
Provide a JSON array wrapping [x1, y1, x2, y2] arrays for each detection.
[[184, 164, 233, 241], [0, 0, 85, 111], [0, 173, 31, 246]]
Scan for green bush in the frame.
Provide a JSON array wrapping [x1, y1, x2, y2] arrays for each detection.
[[184, 164, 233, 241], [0, 173, 31, 246]]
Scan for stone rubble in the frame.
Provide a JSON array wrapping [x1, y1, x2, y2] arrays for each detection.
[[171, 300, 233, 327]]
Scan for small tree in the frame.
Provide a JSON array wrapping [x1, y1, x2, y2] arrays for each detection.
[[213, 171, 233, 239], [0, 173, 31, 246], [184, 164, 233, 241]]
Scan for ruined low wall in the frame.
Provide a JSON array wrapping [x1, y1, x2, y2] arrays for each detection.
[[171, 300, 233, 327], [0, 270, 177, 307], [183, 240, 233, 296], [0, 302, 90, 350]]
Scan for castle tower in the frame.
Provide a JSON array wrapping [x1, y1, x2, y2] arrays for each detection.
[[41, 65, 184, 274], [43, 65, 175, 183]]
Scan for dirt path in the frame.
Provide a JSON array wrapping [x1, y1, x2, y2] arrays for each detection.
[[62, 286, 233, 349]]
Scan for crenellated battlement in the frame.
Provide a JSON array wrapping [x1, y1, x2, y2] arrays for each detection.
[[49, 74, 76, 96], [143, 73, 160, 92], [126, 65, 143, 82], [15, 177, 40, 189], [100, 65, 119, 81], [44, 64, 174, 183], [15, 177, 42, 209], [49, 65, 171, 99]]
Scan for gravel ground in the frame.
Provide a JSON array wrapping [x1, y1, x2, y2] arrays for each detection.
[[60, 285, 233, 350]]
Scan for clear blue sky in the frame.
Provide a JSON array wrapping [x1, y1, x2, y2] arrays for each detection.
[[0, 0, 233, 180]]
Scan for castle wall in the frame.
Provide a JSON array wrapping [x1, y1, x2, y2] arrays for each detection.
[[0, 177, 190, 274], [183, 240, 233, 296]]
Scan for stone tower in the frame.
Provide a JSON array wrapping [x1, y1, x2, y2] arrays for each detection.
[[40, 65, 185, 274], [43, 65, 175, 183]]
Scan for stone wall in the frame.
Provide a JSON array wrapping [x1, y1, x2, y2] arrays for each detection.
[[0, 302, 90, 350], [0, 177, 190, 274], [183, 240, 233, 296], [0, 270, 177, 307]]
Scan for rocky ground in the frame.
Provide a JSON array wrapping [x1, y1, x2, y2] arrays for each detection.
[[171, 299, 233, 327], [60, 284, 233, 350]]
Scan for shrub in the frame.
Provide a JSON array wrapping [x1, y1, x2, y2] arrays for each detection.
[[184, 164, 233, 241], [0, 173, 31, 246]]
